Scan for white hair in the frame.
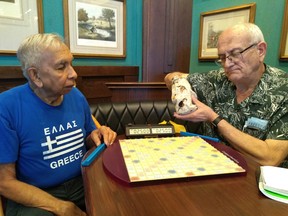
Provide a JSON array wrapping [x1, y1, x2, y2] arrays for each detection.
[[17, 33, 65, 79], [231, 23, 265, 44]]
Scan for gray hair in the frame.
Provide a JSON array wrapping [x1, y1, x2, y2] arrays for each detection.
[[231, 23, 265, 44], [17, 33, 65, 78]]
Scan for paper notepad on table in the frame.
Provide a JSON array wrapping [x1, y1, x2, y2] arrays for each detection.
[[259, 166, 288, 204]]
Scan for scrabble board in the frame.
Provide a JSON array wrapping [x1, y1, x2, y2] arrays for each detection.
[[119, 136, 246, 182]]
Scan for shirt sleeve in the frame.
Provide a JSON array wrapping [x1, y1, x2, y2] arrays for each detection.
[[0, 116, 19, 163], [266, 104, 288, 140]]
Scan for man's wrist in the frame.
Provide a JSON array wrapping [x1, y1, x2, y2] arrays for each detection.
[[211, 115, 223, 127]]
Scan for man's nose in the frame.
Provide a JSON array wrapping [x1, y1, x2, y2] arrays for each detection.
[[68, 66, 78, 79]]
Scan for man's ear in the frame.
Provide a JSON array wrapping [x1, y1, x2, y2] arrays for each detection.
[[27, 67, 43, 88], [257, 41, 267, 60]]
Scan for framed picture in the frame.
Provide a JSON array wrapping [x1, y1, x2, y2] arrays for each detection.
[[280, 0, 288, 60], [198, 3, 256, 61], [0, 0, 43, 55], [63, 0, 126, 58]]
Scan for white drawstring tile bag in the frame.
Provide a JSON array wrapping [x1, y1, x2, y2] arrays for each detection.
[[171, 76, 197, 115]]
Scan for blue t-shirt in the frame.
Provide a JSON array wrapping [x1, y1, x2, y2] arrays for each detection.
[[0, 84, 96, 188]]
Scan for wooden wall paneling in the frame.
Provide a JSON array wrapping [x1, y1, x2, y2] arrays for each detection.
[[105, 82, 171, 102], [73, 66, 138, 103], [142, 0, 192, 82], [172, 0, 193, 72], [0, 66, 26, 93], [0, 66, 139, 103], [0, 66, 174, 103], [142, 0, 167, 82]]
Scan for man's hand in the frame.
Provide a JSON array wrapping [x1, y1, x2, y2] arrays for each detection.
[[173, 97, 218, 123], [55, 200, 86, 216], [89, 126, 117, 146]]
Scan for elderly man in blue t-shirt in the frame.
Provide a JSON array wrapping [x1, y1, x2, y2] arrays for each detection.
[[0, 33, 117, 216]]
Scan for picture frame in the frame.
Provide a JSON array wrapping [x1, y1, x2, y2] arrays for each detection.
[[279, 0, 288, 60], [0, 0, 43, 55], [198, 3, 256, 61], [63, 0, 126, 58]]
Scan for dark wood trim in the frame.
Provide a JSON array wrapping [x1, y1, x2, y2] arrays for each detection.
[[0, 66, 139, 103], [73, 66, 138, 77], [0, 66, 139, 79], [0, 66, 26, 93], [105, 82, 168, 88], [0, 66, 24, 79], [106, 82, 171, 102], [0, 66, 172, 103]]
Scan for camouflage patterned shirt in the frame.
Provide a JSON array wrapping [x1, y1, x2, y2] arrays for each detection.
[[187, 64, 288, 167]]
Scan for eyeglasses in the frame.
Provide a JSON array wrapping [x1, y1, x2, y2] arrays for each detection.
[[215, 43, 258, 66]]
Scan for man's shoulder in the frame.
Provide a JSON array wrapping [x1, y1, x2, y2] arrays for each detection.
[[265, 65, 288, 78], [188, 68, 226, 81], [264, 65, 288, 86], [0, 83, 29, 101], [261, 65, 288, 102]]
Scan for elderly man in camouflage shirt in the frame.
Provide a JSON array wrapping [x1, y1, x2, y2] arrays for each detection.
[[165, 23, 288, 167]]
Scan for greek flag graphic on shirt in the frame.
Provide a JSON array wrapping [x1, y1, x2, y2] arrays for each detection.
[[41, 128, 84, 160]]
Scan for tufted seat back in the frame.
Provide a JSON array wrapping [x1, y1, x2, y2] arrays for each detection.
[[90, 100, 201, 135]]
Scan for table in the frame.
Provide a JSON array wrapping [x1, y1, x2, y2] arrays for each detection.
[[81, 136, 288, 216]]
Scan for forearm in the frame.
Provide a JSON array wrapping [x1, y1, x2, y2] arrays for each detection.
[[203, 110, 266, 162], [1, 179, 67, 214], [0, 163, 85, 215], [216, 119, 287, 166]]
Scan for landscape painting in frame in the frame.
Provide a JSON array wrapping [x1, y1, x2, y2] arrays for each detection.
[[280, 0, 288, 60], [198, 3, 255, 61], [64, 0, 126, 58]]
